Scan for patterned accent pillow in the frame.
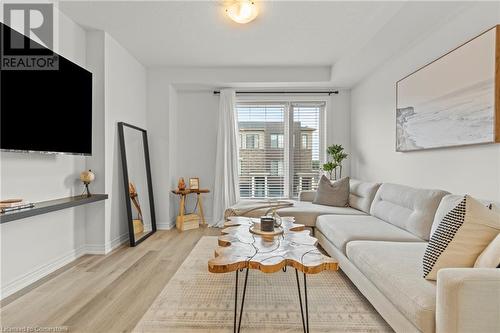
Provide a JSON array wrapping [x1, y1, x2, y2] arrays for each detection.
[[423, 195, 500, 280]]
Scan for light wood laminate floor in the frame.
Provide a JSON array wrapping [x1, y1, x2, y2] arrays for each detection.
[[1, 228, 219, 333]]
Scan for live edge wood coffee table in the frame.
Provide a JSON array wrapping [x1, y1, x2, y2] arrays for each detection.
[[208, 216, 338, 333]]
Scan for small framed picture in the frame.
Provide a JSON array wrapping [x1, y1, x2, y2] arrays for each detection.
[[189, 177, 199, 190]]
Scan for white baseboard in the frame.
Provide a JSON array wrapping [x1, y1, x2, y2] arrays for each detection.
[[86, 233, 129, 255], [104, 233, 129, 254], [157, 220, 175, 230], [1, 233, 130, 300], [1, 245, 87, 300], [163, 216, 213, 230]]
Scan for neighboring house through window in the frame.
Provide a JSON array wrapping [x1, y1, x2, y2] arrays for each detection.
[[270, 160, 284, 176], [301, 134, 308, 149], [270, 134, 284, 148], [245, 134, 259, 149], [237, 101, 325, 199]]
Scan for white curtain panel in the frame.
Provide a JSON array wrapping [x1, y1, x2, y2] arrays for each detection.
[[212, 89, 240, 227]]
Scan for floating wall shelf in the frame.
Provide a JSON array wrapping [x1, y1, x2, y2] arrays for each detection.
[[0, 194, 108, 224]]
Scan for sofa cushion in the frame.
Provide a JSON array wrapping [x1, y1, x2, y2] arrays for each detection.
[[298, 190, 316, 202], [276, 201, 365, 227], [316, 215, 423, 253], [370, 183, 448, 241], [346, 241, 436, 333], [348, 179, 381, 214], [228, 200, 366, 226]]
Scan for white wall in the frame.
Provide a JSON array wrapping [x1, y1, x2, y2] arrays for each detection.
[[85, 31, 106, 251], [327, 91, 351, 177], [350, 2, 500, 201], [86, 31, 148, 251], [0, 11, 89, 298], [146, 73, 176, 228], [105, 34, 148, 248], [175, 91, 219, 222]]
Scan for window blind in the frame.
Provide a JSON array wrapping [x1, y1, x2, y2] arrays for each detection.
[[237, 104, 287, 198], [236, 101, 324, 199], [291, 103, 323, 197]]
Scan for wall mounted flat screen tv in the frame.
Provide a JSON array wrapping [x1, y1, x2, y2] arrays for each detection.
[[0, 22, 92, 155]]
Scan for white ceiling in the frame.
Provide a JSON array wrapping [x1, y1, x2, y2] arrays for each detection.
[[59, 1, 479, 87]]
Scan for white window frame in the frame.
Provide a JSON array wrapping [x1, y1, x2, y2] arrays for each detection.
[[236, 96, 327, 199], [270, 160, 284, 176], [244, 133, 259, 149], [301, 133, 308, 149], [270, 133, 284, 149]]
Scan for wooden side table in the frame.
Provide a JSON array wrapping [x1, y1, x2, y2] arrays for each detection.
[[171, 189, 210, 231]]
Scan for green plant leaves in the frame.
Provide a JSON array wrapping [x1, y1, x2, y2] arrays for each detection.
[[323, 144, 348, 180]]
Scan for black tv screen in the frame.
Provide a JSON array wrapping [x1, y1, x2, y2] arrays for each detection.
[[1, 23, 92, 155]]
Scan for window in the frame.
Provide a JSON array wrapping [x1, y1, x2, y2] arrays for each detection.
[[254, 177, 266, 198], [301, 177, 312, 191], [292, 104, 322, 197], [301, 134, 308, 149], [244, 134, 259, 149], [270, 134, 284, 148], [270, 160, 284, 176], [237, 102, 324, 199]]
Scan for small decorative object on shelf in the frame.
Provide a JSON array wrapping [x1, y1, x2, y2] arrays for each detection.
[[80, 170, 95, 197], [178, 177, 186, 191], [0, 198, 23, 206], [0, 199, 34, 214], [189, 177, 199, 190]]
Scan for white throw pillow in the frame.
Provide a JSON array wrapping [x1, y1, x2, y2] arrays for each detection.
[[474, 234, 500, 268], [312, 176, 349, 207], [423, 195, 500, 280]]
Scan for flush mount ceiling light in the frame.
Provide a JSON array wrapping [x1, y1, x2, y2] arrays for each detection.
[[226, 0, 258, 24]]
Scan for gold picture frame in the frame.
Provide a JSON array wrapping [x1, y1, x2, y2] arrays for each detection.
[[189, 177, 199, 190]]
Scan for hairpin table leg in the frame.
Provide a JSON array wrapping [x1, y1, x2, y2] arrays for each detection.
[[304, 273, 309, 333], [234, 270, 238, 333], [295, 269, 306, 333], [234, 268, 249, 333]]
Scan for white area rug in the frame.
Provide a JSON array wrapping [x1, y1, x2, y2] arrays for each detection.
[[134, 236, 392, 333]]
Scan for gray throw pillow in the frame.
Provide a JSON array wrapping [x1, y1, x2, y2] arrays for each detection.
[[313, 176, 350, 207]]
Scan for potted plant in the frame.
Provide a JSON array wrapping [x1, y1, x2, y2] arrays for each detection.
[[322, 144, 348, 180]]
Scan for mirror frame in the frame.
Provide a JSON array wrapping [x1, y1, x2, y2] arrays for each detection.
[[118, 122, 157, 246]]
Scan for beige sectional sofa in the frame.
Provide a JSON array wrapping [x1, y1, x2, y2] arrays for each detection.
[[231, 179, 500, 333], [307, 180, 499, 333]]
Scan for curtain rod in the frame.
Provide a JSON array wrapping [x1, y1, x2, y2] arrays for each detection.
[[213, 90, 339, 96]]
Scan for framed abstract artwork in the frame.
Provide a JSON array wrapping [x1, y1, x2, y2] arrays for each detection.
[[396, 25, 500, 152]]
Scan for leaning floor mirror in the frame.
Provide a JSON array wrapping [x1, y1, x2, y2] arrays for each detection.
[[118, 122, 157, 246]]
